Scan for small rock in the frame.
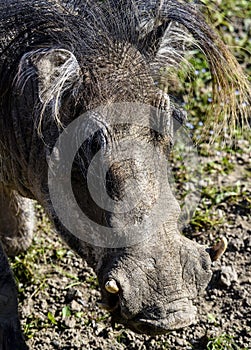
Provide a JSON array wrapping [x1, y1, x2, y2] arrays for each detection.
[[64, 317, 76, 328], [95, 323, 106, 335], [243, 297, 251, 307], [219, 265, 238, 287], [51, 340, 60, 348], [70, 300, 81, 312], [176, 338, 185, 346]]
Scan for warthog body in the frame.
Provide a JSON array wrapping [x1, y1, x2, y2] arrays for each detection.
[[0, 0, 250, 348]]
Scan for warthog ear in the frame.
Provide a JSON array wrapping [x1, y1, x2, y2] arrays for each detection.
[[33, 48, 81, 104]]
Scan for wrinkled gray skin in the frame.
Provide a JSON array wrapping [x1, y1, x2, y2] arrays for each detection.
[[0, 0, 237, 348]]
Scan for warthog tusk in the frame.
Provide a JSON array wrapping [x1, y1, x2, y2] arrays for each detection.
[[105, 279, 119, 294], [209, 237, 228, 261]]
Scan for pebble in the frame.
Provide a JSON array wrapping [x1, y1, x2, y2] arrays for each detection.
[[70, 300, 81, 311], [219, 265, 238, 287], [176, 338, 185, 346], [64, 317, 76, 328]]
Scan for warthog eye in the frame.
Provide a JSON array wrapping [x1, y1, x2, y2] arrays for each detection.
[[87, 128, 108, 157], [149, 102, 186, 154], [77, 115, 109, 164]]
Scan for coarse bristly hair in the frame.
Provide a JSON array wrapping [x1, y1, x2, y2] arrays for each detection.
[[0, 0, 250, 141]]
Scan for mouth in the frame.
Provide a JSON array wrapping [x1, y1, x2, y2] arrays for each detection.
[[129, 306, 197, 335], [108, 298, 197, 335]]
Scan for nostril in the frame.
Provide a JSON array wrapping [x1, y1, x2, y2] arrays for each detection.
[[105, 279, 120, 294], [97, 301, 118, 312], [133, 321, 157, 335]]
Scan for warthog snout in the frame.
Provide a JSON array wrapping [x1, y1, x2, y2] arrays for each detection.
[[97, 231, 221, 335]]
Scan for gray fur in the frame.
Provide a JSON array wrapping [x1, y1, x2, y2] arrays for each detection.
[[0, 184, 35, 256]]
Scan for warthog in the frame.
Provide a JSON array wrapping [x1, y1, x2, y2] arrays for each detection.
[[0, 0, 250, 348]]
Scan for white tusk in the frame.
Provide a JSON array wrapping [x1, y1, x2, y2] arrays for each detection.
[[209, 237, 228, 261], [105, 279, 119, 294]]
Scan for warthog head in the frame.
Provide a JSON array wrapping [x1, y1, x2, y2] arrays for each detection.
[[63, 101, 227, 335], [44, 86, 226, 335], [46, 99, 220, 335]]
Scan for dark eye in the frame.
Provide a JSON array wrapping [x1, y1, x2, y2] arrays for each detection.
[[77, 114, 109, 163], [88, 128, 107, 156]]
